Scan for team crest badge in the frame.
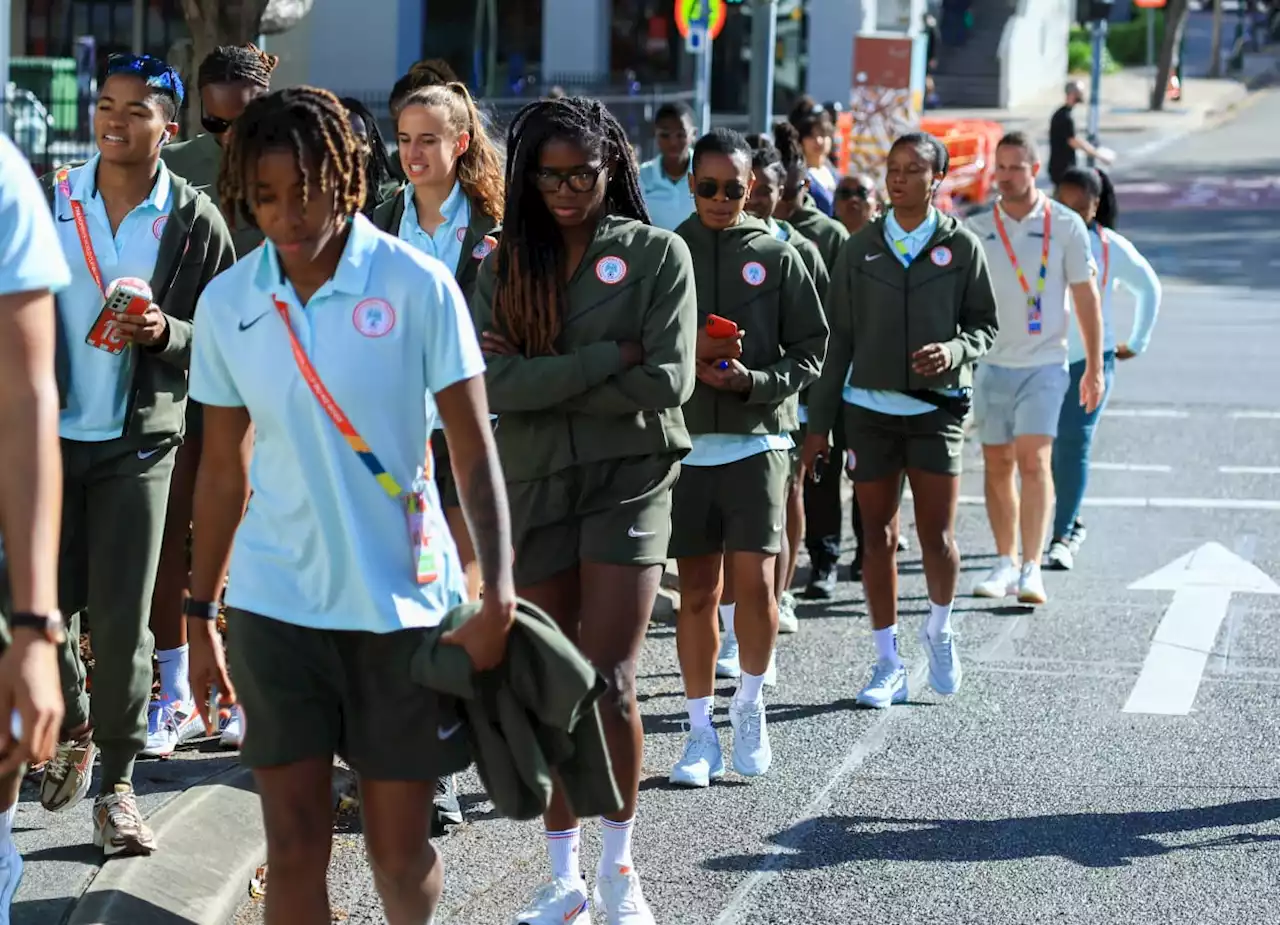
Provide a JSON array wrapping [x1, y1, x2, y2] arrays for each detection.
[[472, 235, 497, 260], [742, 261, 767, 286], [352, 298, 396, 338], [152, 216, 168, 240], [456, 227, 468, 243], [930, 246, 953, 267], [595, 256, 628, 284]]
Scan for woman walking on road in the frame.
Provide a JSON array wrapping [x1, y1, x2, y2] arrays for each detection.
[[373, 80, 505, 833], [803, 133, 998, 709], [1047, 167, 1161, 571], [185, 86, 516, 925], [472, 96, 697, 924]]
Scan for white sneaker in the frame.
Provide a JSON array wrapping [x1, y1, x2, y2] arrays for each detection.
[[856, 658, 909, 709], [728, 697, 771, 777], [777, 591, 799, 634], [141, 697, 205, 758], [1018, 561, 1048, 605], [593, 867, 655, 924], [218, 705, 245, 749], [669, 726, 725, 788], [0, 837, 23, 925], [972, 557, 1020, 598], [1046, 539, 1074, 571], [715, 631, 740, 679], [513, 876, 590, 924]]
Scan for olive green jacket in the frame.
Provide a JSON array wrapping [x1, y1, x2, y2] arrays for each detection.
[[41, 167, 236, 448], [369, 186, 500, 301], [411, 602, 623, 822], [807, 214, 1000, 435], [675, 214, 828, 436], [472, 216, 697, 481], [161, 133, 265, 257], [787, 196, 849, 271]]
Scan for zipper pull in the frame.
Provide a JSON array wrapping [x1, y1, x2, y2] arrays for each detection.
[[411, 465, 429, 497]]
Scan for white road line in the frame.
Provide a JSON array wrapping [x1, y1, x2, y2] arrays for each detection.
[[1179, 258, 1243, 268], [1230, 410, 1280, 420], [712, 660, 927, 925], [906, 492, 1280, 512], [1219, 465, 1280, 475], [1122, 587, 1235, 715], [1090, 462, 1173, 473], [1105, 408, 1190, 419]]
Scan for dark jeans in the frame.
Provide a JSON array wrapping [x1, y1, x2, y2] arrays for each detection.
[[804, 410, 863, 573], [1051, 352, 1116, 540]]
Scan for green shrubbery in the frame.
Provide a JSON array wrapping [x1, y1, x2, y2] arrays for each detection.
[[1069, 10, 1165, 73]]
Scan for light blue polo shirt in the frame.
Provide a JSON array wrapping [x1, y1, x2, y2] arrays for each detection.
[[189, 213, 485, 633], [0, 134, 71, 297], [844, 208, 951, 417], [53, 154, 171, 441], [398, 180, 470, 275], [639, 155, 695, 232]]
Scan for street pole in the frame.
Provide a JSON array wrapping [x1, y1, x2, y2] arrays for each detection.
[[747, 0, 778, 135], [1146, 8, 1156, 68], [1087, 17, 1107, 167], [695, 36, 713, 136], [0, 0, 10, 136]]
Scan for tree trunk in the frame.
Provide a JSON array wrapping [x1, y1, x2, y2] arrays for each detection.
[[1208, 0, 1224, 78], [1150, 0, 1191, 111], [177, 0, 270, 134]]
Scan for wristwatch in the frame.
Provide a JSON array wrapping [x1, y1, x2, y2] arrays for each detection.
[[9, 610, 67, 644], [182, 599, 221, 621]]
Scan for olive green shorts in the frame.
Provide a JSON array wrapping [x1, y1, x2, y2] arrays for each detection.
[[226, 608, 471, 780], [431, 431, 459, 508], [669, 449, 790, 559], [507, 454, 681, 588], [843, 404, 966, 482]]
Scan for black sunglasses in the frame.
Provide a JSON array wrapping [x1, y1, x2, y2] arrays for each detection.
[[695, 178, 747, 201], [201, 114, 233, 135], [533, 166, 603, 193], [837, 185, 874, 201]]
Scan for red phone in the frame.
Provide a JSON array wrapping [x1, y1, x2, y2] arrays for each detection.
[[705, 314, 739, 339]]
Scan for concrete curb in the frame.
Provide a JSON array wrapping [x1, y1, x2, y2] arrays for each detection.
[[67, 765, 264, 925]]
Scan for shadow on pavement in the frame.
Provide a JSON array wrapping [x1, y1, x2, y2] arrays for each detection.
[[17, 891, 202, 925], [704, 797, 1280, 872]]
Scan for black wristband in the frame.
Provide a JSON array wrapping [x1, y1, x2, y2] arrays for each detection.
[[182, 599, 220, 620]]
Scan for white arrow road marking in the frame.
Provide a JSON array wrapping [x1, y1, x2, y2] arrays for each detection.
[[1123, 542, 1280, 715]]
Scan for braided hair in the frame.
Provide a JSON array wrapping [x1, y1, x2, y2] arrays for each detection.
[[197, 43, 278, 90], [493, 96, 648, 358], [339, 96, 397, 208], [219, 86, 365, 231]]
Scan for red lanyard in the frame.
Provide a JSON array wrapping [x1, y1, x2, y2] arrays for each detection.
[[55, 167, 106, 295], [272, 295, 408, 498], [1097, 226, 1110, 292], [992, 197, 1051, 334]]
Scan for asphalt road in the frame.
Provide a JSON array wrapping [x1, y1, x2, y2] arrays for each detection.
[[231, 90, 1280, 925]]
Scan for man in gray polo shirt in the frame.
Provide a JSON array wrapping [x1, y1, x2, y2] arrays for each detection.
[[966, 132, 1104, 605]]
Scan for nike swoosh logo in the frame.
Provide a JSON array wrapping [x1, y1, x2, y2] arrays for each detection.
[[57, 215, 74, 222], [627, 526, 655, 538], [436, 721, 463, 741], [864, 253, 882, 262], [138, 448, 162, 460], [239, 312, 269, 331]]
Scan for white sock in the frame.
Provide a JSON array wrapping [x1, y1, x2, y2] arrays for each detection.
[[545, 826, 581, 881], [157, 645, 191, 703], [686, 696, 714, 732], [718, 602, 736, 636], [0, 804, 15, 852], [926, 600, 954, 639], [736, 670, 766, 705], [599, 816, 635, 874], [873, 626, 903, 667]]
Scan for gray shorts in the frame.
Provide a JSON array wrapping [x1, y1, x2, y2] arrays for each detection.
[[974, 362, 1071, 445]]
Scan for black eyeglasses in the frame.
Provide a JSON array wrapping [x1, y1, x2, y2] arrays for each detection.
[[837, 185, 874, 201], [695, 179, 747, 201], [106, 53, 185, 106], [533, 166, 603, 193], [201, 114, 233, 135]]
